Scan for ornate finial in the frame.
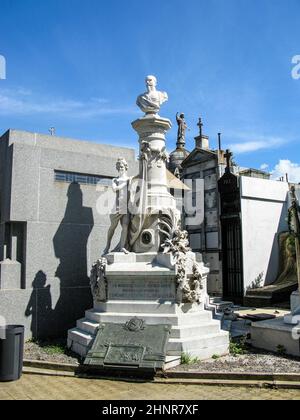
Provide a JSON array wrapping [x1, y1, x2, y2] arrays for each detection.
[[224, 149, 233, 173], [197, 118, 203, 138], [136, 75, 168, 115]]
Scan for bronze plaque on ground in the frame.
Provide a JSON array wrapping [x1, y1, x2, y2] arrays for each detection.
[[84, 318, 171, 374]]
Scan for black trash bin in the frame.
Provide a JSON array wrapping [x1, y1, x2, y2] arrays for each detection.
[[0, 325, 24, 382]]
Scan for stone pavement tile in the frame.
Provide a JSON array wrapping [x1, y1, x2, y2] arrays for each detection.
[[0, 375, 300, 400]]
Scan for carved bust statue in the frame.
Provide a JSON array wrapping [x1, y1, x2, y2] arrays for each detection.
[[137, 75, 168, 115]]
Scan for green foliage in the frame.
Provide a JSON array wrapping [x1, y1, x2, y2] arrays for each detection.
[[286, 235, 296, 253], [27, 339, 67, 355], [26, 338, 37, 344], [247, 272, 264, 291], [229, 337, 248, 357], [42, 344, 66, 355], [212, 354, 220, 360], [181, 353, 199, 365]]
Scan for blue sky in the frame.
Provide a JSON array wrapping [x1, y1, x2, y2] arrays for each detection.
[[0, 0, 300, 180]]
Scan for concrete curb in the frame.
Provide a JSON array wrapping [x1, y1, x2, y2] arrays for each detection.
[[23, 360, 300, 389], [154, 378, 300, 389], [24, 360, 79, 372], [161, 371, 300, 382], [23, 366, 75, 378]]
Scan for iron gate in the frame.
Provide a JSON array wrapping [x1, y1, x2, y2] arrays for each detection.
[[221, 216, 244, 303]]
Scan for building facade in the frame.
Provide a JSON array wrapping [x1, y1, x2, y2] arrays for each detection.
[[179, 121, 276, 298], [0, 130, 137, 339], [181, 129, 226, 296], [219, 166, 299, 304]]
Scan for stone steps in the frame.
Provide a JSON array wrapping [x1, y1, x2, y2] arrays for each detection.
[[68, 296, 229, 367], [167, 331, 229, 353], [85, 309, 213, 326], [69, 339, 90, 359], [68, 328, 94, 348], [171, 322, 221, 339], [209, 298, 234, 313], [94, 301, 206, 315], [68, 321, 229, 362], [68, 327, 229, 360], [176, 344, 230, 360], [77, 319, 99, 335], [76, 317, 221, 339]]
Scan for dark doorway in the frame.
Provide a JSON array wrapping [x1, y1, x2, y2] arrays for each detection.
[[221, 216, 244, 302], [218, 171, 244, 303]]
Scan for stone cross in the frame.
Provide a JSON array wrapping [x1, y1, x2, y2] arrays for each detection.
[[224, 149, 233, 173], [197, 118, 203, 138]]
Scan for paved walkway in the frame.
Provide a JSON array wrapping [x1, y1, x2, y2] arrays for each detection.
[[0, 374, 300, 400]]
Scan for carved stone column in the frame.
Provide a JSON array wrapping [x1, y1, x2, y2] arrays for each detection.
[[130, 116, 179, 253]]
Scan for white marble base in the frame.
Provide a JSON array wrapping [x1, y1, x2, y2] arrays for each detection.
[[291, 290, 300, 313], [68, 253, 229, 368], [284, 291, 300, 325], [251, 317, 300, 357], [68, 300, 229, 365]]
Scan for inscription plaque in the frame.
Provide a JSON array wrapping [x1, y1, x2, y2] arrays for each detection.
[[105, 345, 145, 366], [108, 278, 176, 301], [84, 319, 171, 374]]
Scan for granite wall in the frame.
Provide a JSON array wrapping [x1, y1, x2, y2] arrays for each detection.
[[0, 130, 138, 339]]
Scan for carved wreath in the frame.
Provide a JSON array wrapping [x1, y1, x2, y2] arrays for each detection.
[[90, 258, 108, 302], [162, 230, 204, 304]]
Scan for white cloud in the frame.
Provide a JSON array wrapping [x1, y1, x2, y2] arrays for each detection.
[[0, 88, 136, 118], [271, 160, 300, 183], [260, 163, 269, 171], [228, 136, 285, 154]]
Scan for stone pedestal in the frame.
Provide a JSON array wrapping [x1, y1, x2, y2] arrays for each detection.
[[251, 317, 300, 357], [284, 291, 300, 325], [68, 253, 229, 368], [130, 116, 180, 254], [251, 290, 300, 357], [291, 290, 300, 313], [132, 116, 172, 198]]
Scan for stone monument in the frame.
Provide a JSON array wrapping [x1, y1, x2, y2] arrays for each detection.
[[284, 186, 300, 322], [68, 76, 229, 369], [245, 231, 299, 307], [251, 185, 300, 356]]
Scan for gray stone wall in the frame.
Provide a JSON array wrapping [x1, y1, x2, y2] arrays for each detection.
[[182, 151, 223, 295], [0, 130, 138, 339]]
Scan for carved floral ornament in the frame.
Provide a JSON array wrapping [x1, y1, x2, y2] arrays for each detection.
[[162, 230, 205, 304], [90, 230, 205, 305], [90, 258, 108, 303]]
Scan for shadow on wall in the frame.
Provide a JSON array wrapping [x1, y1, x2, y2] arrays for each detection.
[[264, 192, 290, 285], [25, 182, 94, 339], [25, 271, 52, 340]]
